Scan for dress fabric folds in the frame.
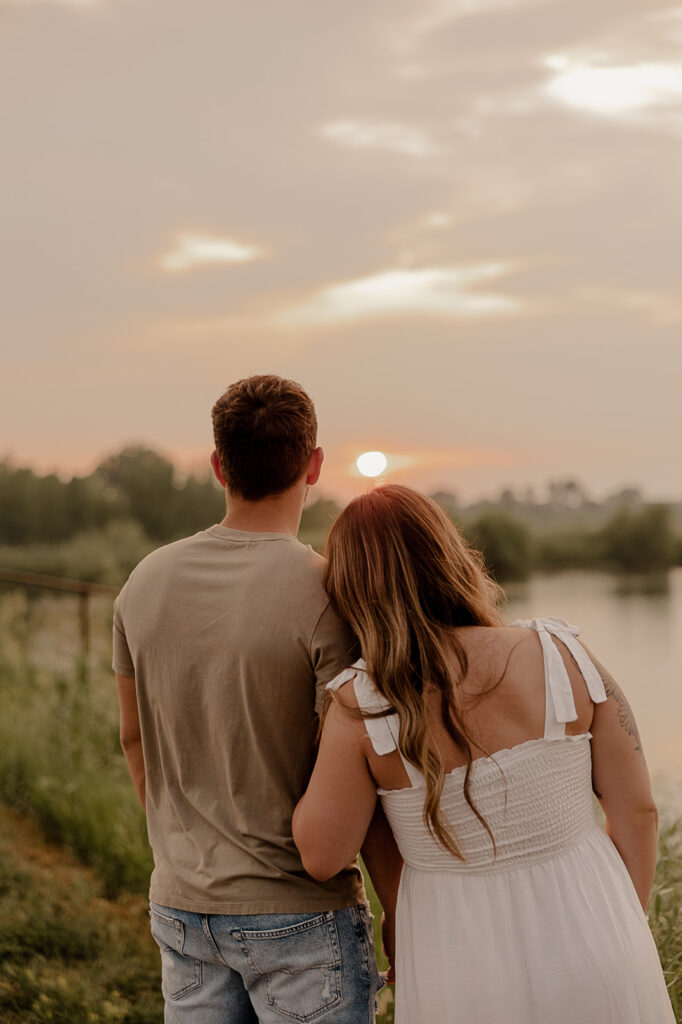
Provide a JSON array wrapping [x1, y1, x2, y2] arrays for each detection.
[[327, 617, 675, 1024]]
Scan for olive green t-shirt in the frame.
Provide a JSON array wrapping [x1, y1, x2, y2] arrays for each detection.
[[112, 524, 365, 914]]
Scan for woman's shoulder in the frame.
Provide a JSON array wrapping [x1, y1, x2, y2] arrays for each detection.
[[453, 623, 537, 658], [325, 658, 369, 695]]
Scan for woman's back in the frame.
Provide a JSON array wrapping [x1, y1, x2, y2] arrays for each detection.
[[326, 618, 675, 1023], [361, 619, 594, 794]]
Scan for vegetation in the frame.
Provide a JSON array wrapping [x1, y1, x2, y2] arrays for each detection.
[[462, 511, 534, 582], [0, 592, 151, 897], [0, 803, 161, 1023], [650, 821, 682, 1021], [0, 447, 223, 549]]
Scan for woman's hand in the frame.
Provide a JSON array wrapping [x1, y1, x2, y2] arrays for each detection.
[[381, 912, 396, 984]]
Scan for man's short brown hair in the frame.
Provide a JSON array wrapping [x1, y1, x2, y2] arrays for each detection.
[[211, 375, 318, 501]]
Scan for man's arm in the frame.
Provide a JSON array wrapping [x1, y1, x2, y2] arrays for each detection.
[[116, 673, 146, 812]]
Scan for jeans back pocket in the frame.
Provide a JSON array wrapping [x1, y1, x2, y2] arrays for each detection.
[[233, 911, 342, 1022], [150, 906, 202, 1001]]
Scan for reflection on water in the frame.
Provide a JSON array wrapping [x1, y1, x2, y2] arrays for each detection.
[[505, 569, 682, 803]]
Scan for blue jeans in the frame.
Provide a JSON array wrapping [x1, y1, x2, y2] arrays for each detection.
[[150, 901, 383, 1023]]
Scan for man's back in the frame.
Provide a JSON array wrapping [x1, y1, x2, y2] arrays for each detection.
[[113, 523, 363, 913]]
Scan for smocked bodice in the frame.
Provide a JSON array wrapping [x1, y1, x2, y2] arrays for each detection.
[[381, 734, 596, 873], [327, 617, 607, 876]]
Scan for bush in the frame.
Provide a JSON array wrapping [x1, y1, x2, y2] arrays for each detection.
[[0, 519, 155, 586], [463, 512, 534, 581], [598, 504, 677, 573]]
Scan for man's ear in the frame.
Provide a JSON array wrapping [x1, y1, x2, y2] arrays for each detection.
[[306, 446, 324, 487], [210, 450, 226, 488]]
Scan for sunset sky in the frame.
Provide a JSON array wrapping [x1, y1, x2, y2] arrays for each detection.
[[1, 0, 681, 502]]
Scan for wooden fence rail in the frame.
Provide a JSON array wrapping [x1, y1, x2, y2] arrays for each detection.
[[0, 567, 120, 659]]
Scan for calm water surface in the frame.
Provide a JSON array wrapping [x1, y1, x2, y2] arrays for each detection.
[[505, 569, 682, 805]]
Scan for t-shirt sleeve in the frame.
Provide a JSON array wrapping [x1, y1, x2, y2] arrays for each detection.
[[309, 602, 360, 715], [112, 590, 135, 678]]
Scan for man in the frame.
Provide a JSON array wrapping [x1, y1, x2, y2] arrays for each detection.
[[113, 375, 391, 1022]]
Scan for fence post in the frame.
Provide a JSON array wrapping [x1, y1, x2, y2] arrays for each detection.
[[79, 590, 90, 660], [0, 568, 120, 671]]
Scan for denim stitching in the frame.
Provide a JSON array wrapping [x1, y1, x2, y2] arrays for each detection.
[[233, 913, 343, 1022], [150, 909, 203, 1000]]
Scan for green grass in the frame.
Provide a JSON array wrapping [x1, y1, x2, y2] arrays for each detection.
[[0, 591, 153, 898], [0, 805, 162, 1023]]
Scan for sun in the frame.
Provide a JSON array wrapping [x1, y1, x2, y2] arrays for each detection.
[[356, 451, 388, 478]]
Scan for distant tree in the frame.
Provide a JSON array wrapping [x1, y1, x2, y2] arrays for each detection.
[[299, 498, 342, 551], [95, 446, 178, 540], [598, 504, 676, 572], [547, 479, 589, 509], [0, 463, 42, 543], [170, 473, 225, 536], [462, 511, 534, 581], [430, 491, 459, 513], [604, 486, 643, 508]]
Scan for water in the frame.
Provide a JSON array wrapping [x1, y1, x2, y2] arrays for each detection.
[[506, 569, 682, 806]]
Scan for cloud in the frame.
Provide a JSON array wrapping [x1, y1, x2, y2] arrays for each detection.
[[545, 58, 682, 117], [577, 287, 682, 326], [275, 263, 525, 326], [320, 119, 437, 157], [389, 0, 537, 56], [159, 233, 267, 273]]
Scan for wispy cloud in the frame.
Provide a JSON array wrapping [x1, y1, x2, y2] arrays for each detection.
[[577, 287, 682, 326], [545, 57, 682, 117], [320, 119, 437, 157], [275, 263, 524, 326], [389, 0, 532, 56], [159, 233, 267, 273]]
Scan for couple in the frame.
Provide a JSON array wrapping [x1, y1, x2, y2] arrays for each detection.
[[113, 375, 674, 1023]]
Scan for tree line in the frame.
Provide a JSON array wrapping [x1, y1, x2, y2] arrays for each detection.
[[0, 447, 680, 583], [0, 447, 225, 546]]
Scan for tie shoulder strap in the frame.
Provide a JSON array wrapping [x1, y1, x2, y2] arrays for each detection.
[[509, 617, 607, 739], [326, 660, 423, 785]]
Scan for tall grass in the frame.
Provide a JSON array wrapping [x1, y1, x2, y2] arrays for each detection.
[[0, 591, 152, 897], [650, 820, 682, 1018]]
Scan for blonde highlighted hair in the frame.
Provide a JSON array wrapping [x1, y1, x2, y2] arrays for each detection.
[[324, 485, 505, 859]]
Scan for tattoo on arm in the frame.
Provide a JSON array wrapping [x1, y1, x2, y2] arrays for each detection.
[[597, 665, 643, 756]]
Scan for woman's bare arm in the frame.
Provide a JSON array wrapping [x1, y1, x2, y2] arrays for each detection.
[[587, 649, 658, 911], [293, 685, 378, 881]]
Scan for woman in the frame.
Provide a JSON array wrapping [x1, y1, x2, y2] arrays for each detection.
[[293, 485, 674, 1024]]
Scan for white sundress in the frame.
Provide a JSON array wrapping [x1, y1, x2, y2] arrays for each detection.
[[327, 617, 675, 1024]]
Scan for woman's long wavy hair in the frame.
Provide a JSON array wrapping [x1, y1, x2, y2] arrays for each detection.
[[324, 484, 505, 859]]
